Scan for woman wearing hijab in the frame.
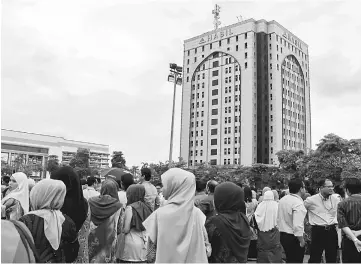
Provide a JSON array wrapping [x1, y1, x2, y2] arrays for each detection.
[[254, 190, 282, 263], [88, 179, 123, 263], [205, 182, 251, 263], [51, 166, 90, 263], [1, 172, 29, 220], [118, 184, 152, 262], [258, 186, 272, 203], [19, 179, 79, 263], [143, 168, 209, 263]]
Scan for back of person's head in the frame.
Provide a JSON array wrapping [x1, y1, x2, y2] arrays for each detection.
[[141, 168, 152, 181], [344, 177, 361, 195], [288, 178, 304, 194], [155, 182, 163, 188], [121, 173, 134, 191], [80, 178, 87, 186], [2, 176, 10, 185], [196, 179, 207, 193], [334, 185, 345, 198], [207, 180, 218, 194], [87, 176, 96, 187], [243, 186, 253, 203]]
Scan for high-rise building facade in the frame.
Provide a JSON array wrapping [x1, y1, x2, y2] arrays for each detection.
[[180, 19, 311, 167]]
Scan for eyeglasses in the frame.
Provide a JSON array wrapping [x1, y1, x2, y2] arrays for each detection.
[[323, 185, 334, 189]]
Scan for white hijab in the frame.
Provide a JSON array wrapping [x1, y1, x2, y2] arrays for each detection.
[[2, 172, 29, 214], [255, 190, 278, 232], [28, 179, 66, 250], [143, 168, 207, 263]]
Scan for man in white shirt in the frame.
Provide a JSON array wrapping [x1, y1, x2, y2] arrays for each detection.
[[278, 178, 307, 263], [139, 168, 157, 211], [83, 176, 100, 200], [304, 179, 340, 263]]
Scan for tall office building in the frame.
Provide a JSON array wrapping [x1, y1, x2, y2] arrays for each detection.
[[180, 19, 311, 167]]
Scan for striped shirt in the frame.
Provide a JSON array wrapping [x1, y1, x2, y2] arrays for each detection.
[[337, 194, 361, 230]]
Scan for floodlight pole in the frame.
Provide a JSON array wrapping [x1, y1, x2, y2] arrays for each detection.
[[168, 64, 182, 167]]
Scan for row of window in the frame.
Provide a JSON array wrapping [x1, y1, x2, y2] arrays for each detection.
[[283, 99, 305, 112], [283, 110, 305, 121], [283, 130, 306, 140], [283, 89, 305, 100], [283, 119, 305, 130], [284, 140, 305, 149]]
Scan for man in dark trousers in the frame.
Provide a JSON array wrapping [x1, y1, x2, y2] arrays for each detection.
[[278, 178, 307, 263], [304, 179, 340, 263]]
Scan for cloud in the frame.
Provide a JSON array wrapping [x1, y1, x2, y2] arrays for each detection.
[[2, 0, 361, 166]]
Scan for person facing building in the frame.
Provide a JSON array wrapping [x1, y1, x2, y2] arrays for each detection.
[[197, 180, 218, 219], [83, 176, 100, 200], [304, 179, 340, 263], [337, 177, 361, 263], [277, 178, 306, 263], [139, 168, 157, 211]]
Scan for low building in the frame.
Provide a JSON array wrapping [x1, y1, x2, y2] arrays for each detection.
[[1, 129, 110, 179]]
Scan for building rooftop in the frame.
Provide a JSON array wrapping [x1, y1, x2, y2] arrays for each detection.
[[184, 18, 308, 48], [1, 128, 109, 148]]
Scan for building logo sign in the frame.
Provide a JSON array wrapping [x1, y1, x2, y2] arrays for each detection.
[[282, 32, 303, 51], [199, 28, 234, 44]]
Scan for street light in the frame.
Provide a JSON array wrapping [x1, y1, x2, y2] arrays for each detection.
[[167, 63, 183, 166]]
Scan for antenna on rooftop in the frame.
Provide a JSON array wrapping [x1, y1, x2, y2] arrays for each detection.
[[237, 15, 243, 22], [212, 4, 221, 30]]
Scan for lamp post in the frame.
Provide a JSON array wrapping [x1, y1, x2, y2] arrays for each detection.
[[167, 63, 183, 166]]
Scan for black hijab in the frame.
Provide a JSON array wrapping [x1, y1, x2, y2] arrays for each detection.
[[209, 182, 251, 263], [51, 166, 88, 231], [88, 179, 122, 226], [126, 184, 152, 231]]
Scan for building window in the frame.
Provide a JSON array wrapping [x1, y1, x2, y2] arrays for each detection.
[[245, 52, 248, 59], [212, 99, 218, 105], [212, 79, 219, 86], [245, 43, 248, 49], [212, 70, 219, 77], [213, 61, 219, 68], [219, 40, 222, 47], [227, 38, 230, 44], [236, 45, 238, 51], [245, 62, 248, 68], [212, 109, 218, 115], [212, 89, 218, 95], [194, 57, 197, 63], [211, 139, 217, 145], [210, 43, 212, 50], [211, 129, 217, 135], [211, 149, 217, 155], [211, 119, 218, 125], [245, 33, 247, 39]]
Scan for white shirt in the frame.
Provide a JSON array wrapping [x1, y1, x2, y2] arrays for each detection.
[[83, 187, 100, 200], [278, 194, 307, 237], [141, 181, 158, 211], [118, 190, 127, 208], [304, 193, 339, 226]]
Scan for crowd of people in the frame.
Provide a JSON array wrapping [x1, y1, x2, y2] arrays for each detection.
[[1, 166, 361, 263]]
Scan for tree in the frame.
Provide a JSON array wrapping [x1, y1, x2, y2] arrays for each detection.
[[276, 134, 361, 189], [1, 160, 13, 176], [69, 148, 91, 179], [111, 151, 126, 168], [46, 155, 60, 176]]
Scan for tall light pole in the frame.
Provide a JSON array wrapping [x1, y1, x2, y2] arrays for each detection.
[[167, 63, 182, 166]]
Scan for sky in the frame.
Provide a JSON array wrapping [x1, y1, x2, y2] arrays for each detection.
[[1, 0, 361, 167]]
